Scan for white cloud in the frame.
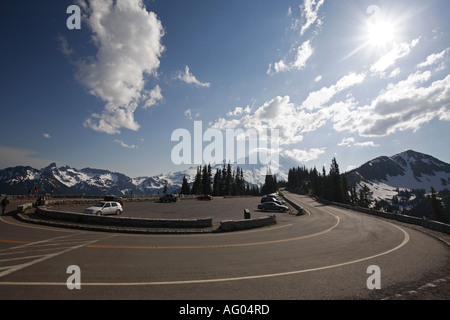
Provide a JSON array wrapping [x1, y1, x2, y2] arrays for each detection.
[[143, 85, 163, 109], [73, 0, 165, 134], [334, 71, 450, 137], [388, 68, 401, 78], [210, 72, 366, 147], [293, 40, 314, 70], [370, 38, 420, 75], [417, 48, 449, 68], [212, 96, 303, 145], [184, 108, 201, 120], [268, 40, 313, 74], [298, 0, 324, 36], [338, 137, 354, 147], [354, 141, 379, 148], [338, 137, 379, 148], [42, 133, 51, 139], [57, 35, 74, 57], [177, 66, 211, 88], [114, 139, 138, 149], [300, 72, 366, 110], [283, 148, 326, 163], [227, 106, 251, 117]]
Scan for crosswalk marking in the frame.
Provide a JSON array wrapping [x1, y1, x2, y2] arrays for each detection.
[[0, 232, 115, 279]]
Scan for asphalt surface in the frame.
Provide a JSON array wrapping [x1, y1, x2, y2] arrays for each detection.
[[0, 193, 449, 301], [56, 196, 273, 221]]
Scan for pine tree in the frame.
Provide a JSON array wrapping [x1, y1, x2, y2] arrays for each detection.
[[329, 158, 343, 203], [357, 184, 373, 208], [261, 167, 277, 195], [181, 176, 190, 195], [191, 166, 203, 195], [212, 169, 221, 196], [201, 164, 212, 195], [429, 187, 446, 222], [225, 162, 233, 196]]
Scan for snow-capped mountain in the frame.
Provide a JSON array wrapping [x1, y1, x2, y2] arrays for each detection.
[[135, 154, 300, 194], [3, 150, 447, 198], [346, 150, 450, 201], [0, 162, 140, 196], [0, 155, 300, 196]]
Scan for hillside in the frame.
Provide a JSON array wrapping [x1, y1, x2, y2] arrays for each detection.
[[0, 155, 299, 196], [346, 150, 450, 201]]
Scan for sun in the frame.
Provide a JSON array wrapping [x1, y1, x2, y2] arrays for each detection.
[[366, 19, 396, 48]]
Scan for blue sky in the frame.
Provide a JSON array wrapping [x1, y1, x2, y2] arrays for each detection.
[[1, 0, 449, 177]]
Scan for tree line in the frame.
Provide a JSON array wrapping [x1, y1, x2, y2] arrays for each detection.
[[286, 157, 366, 206], [286, 157, 449, 223], [180, 163, 261, 197]]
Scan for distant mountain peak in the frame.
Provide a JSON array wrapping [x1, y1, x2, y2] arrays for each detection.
[[346, 150, 450, 201], [2, 150, 447, 198]]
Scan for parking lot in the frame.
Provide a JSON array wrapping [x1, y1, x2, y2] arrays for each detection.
[[56, 196, 287, 221]]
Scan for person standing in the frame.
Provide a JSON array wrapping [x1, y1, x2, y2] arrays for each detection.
[[1, 196, 9, 215]]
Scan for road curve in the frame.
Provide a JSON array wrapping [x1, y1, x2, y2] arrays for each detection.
[[0, 193, 448, 300]]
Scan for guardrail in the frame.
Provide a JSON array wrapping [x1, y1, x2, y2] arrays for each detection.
[[319, 198, 450, 235]]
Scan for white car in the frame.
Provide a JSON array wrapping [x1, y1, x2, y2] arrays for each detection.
[[84, 201, 123, 216]]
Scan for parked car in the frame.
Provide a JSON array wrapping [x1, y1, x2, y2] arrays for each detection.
[[104, 195, 123, 206], [159, 194, 178, 202], [84, 201, 123, 215], [197, 194, 213, 201], [261, 196, 284, 205], [258, 202, 289, 212]]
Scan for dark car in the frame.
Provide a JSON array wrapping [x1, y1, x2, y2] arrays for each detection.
[[197, 194, 213, 201], [258, 202, 289, 212], [104, 195, 123, 206], [261, 196, 284, 205], [159, 194, 178, 203]]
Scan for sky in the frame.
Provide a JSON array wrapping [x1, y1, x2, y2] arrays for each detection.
[[1, 0, 449, 178]]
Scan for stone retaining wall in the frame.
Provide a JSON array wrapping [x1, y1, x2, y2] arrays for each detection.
[[218, 215, 277, 232], [35, 206, 212, 229]]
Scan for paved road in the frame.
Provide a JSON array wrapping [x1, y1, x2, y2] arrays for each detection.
[[0, 193, 448, 301]]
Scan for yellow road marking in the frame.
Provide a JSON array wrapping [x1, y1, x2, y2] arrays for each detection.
[[87, 212, 340, 250]]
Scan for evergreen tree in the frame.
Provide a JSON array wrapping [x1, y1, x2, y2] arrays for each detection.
[[309, 167, 320, 196], [212, 169, 221, 196], [261, 167, 277, 195], [357, 184, 373, 208], [329, 158, 343, 203], [201, 164, 212, 195], [181, 176, 190, 195], [191, 166, 203, 195], [429, 187, 446, 222], [225, 162, 233, 196], [220, 163, 227, 196], [341, 175, 350, 204]]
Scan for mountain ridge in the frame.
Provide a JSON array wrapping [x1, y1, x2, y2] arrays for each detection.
[[1, 150, 449, 197], [346, 149, 450, 201], [0, 155, 299, 196]]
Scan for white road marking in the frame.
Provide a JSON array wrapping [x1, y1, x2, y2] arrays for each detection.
[[0, 233, 115, 279], [0, 211, 410, 287]]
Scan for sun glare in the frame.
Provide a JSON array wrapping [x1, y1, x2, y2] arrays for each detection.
[[367, 19, 396, 47]]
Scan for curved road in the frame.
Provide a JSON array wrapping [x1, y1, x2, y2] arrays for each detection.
[[0, 192, 448, 300]]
